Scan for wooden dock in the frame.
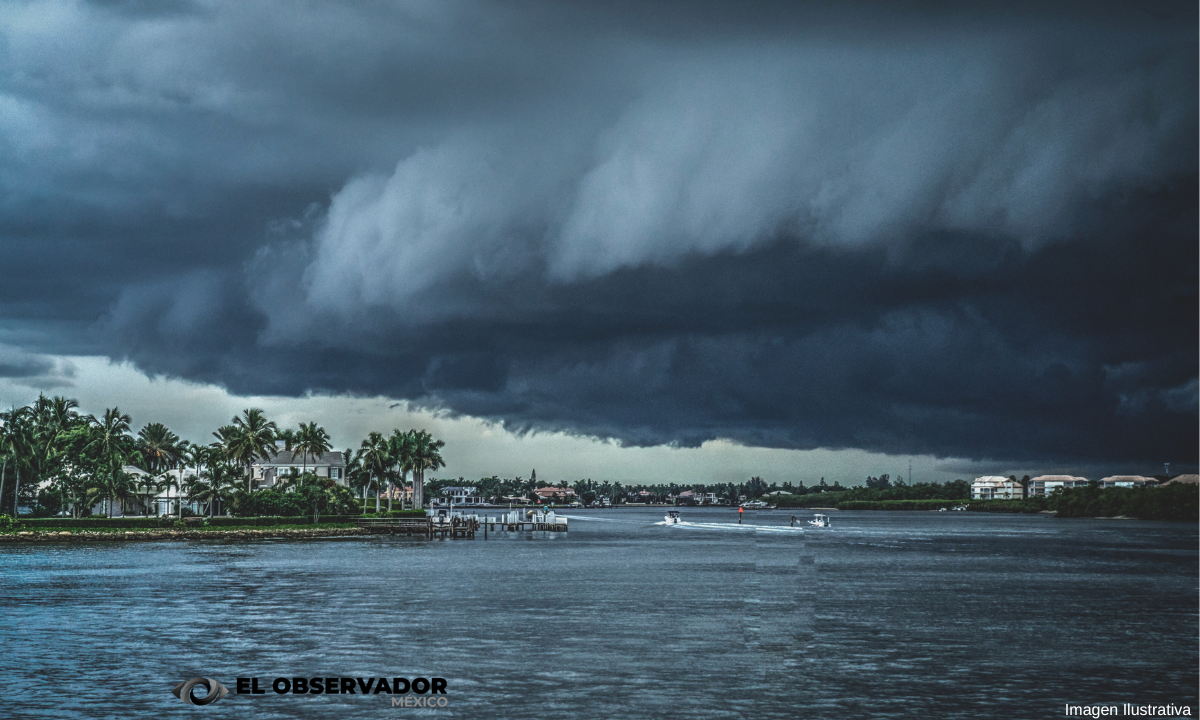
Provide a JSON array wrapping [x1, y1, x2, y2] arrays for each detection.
[[356, 517, 477, 539]]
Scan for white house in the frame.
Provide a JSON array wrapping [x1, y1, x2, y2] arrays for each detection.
[[251, 443, 347, 489], [971, 476, 1026, 500], [1027, 475, 1090, 496], [88, 466, 204, 517], [674, 491, 721, 506], [431, 486, 485, 507]]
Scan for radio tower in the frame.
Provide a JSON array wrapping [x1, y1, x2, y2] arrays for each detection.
[[908, 458, 912, 485]]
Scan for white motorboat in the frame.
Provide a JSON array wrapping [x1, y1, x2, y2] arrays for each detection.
[[664, 510, 681, 524], [808, 513, 830, 528]]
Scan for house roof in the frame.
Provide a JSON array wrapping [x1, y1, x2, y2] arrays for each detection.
[[1030, 475, 1088, 483], [256, 449, 344, 466], [1098, 475, 1154, 483], [973, 476, 1012, 484], [1164, 474, 1199, 485]]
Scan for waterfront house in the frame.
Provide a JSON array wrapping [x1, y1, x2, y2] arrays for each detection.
[[628, 490, 654, 503], [1026, 475, 1090, 496], [534, 486, 577, 502], [251, 442, 347, 489], [378, 485, 412, 503], [431, 486, 486, 507], [1098, 476, 1158, 489], [675, 491, 721, 506], [87, 466, 206, 517], [971, 476, 1026, 500]]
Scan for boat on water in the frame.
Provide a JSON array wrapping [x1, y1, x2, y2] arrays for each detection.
[[664, 510, 681, 524], [808, 513, 830, 528], [742, 500, 769, 509]]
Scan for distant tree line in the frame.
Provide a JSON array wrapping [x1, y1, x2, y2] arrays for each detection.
[[998, 483, 1198, 521], [418, 474, 969, 507]]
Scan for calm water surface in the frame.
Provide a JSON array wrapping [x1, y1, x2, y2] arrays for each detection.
[[2, 508, 1196, 719]]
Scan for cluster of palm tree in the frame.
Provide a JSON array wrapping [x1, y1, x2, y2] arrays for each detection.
[[344, 429, 445, 513], [0, 395, 449, 517], [0, 397, 251, 518]]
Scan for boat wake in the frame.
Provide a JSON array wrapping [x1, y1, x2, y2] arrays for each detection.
[[655, 520, 805, 533]]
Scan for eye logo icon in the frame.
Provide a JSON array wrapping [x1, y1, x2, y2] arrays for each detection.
[[172, 677, 231, 706]]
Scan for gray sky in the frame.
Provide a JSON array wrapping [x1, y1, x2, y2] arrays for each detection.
[[0, 0, 1195, 479]]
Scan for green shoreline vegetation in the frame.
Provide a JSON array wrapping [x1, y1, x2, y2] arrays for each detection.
[[0, 394, 449, 523]]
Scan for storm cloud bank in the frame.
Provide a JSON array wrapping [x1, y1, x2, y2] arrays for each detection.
[[1, 1, 1196, 466]]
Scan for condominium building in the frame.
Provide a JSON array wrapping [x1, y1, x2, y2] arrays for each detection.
[[1027, 475, 1090, 496], [1098, 476, 1158, 489], [971, 476, 1026, 500]]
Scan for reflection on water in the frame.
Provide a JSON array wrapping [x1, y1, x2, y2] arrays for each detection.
[[2, 509, 1196, 718]]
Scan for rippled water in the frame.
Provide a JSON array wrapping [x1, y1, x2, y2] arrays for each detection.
[[2, 508, 1196, 719]]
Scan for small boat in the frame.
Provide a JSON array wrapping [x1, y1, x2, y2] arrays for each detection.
[[664, 510, 681, 524], [808, 513, 830, 528]]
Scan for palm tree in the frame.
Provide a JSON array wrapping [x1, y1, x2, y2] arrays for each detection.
[[229, 409, 277, 491], [34, 395, 80, 482], [212, 423, 243, 472], [0, 405, 33, 516], [386, 429, 415, 512], [169, 442, 218, 517], [136, 422, 181, 515], [186, 459, 240, 517], [159, 466, 187, 518], [85, 408, 135, 517], [343, 447, 370, 513], [42, 398, 87, 516], [408, 430, 445, 510], [7, 396, 78, 516], [357, 432, 390, 514], [137, 423, 181, 476], [295, 422, 332, 474]]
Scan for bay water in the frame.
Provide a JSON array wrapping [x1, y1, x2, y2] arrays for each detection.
[[2, 508, 1196, 718]]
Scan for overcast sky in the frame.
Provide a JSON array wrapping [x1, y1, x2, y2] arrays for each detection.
[[0, 0, 1196, 483]]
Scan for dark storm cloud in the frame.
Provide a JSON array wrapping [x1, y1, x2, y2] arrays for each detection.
[[2, 0, 1195, 467]]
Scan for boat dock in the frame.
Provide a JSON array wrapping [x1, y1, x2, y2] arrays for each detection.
[[356, 510, 567, 539]]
